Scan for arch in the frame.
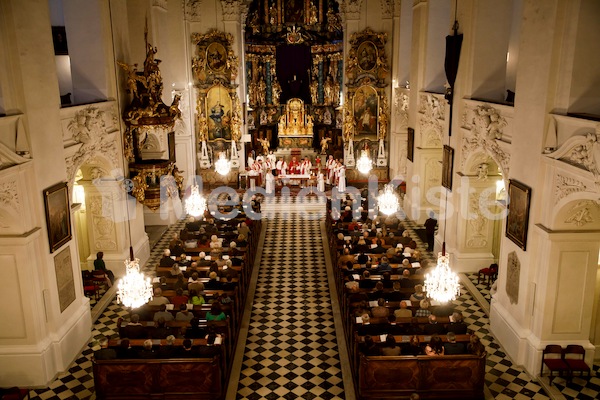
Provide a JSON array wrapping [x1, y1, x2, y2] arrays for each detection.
[[463, 148, 508, 186], [553, 192, 600, 230]]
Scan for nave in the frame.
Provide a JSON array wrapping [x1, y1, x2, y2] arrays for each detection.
[[27, 211, 600, 400]]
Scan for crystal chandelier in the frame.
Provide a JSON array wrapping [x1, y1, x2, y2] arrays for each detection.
[[215, 153, 231, 175], [185, 183, 206, 217], [356, 150, 372, 174], [117, 258, 153, 308], [377, 184, 399, 215], [424, 250, 461, 303]]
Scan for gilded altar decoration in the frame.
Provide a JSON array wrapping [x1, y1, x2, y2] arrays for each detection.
[[192, 29, 241, 172], [346, 28, 389, 87], [192, 30, 239, 84], [345, 28, 390, 173], [277, 98, 314, 137], [118, 29, 184, 211]]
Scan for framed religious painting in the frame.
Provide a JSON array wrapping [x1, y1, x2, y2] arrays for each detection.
[[353, 85, 378, 136], [44, 182, 72, 253], [506, 179, 531, 250], [407, 127, 415, 162], [206, 84, 233, 140], [357, 41, 378, 72], [441, 145, 454, 190], [206, 42, 227, 73]]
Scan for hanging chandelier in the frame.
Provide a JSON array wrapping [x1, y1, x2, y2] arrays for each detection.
[[424, 249, 461, 303], [377, 184, 399, 215], [356, 150, 372, 174], [185, 183, 206, 217], [215, 153, 231, 175], [117, 258, 153, 308]]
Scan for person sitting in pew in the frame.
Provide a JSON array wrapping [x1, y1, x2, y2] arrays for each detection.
[[390, 247, 404, 264], [394, 300, 413, 319], [402, 335, 422, 356], [148, 287, 170, 306], [188, 272, 205, 293], [188, 289, 205, 306], [121, 314, 146, 339], [372, 298, 389, 318], [206, 302, 227, 321], [359, 270, 376, 289], [152, 317, 173, 339], [94, 337, 117, 360], [386, 315, 408, 335], [410, 285, 427, 303], [443, 332, 466, 355], [423, 314, 445, 335], [467, 334, 486, 356], [177, 339, 198, 358], [176, 303, 194, 322], [157, 335, 177, 358], [399, 269, 415, 289], [381, 271, 393, 288], [197, 252, 212, 266], [159, 249, 176, 267], [170, 235, 185, 257], [360, 335, 380, 356], [369, 282, 385, 301], [425, 335, 445, 356], [387, 281, 405, 302], [415, 299, 431, 317], [236, 233, 248, 247], [154, 304, 174, 322], [205, 271, 222, 290], [116, 339, 137, 359], [381, 335, 402, 356], [218, 292, 233, 305], [185, 318, 207, 339], [138, 339, 157, 359], [221, 274, 237, 291], [447, 312, 468, 334], [376, 256, 392, 273], [345, 274, 359, 292], [173, 276, 188, 295]]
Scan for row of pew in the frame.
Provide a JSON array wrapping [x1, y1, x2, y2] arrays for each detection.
[[326, 207, 486, 399], [93, 214, 263, 400]]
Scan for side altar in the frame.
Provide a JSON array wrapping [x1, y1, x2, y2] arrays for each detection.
[[277, 98, 314, 148]]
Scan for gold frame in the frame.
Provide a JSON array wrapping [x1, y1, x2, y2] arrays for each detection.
[[506, 179, 531, 251], [44, 182, 72, 253]]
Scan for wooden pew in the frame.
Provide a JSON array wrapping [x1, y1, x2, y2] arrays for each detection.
[[93, 356, 224, 400], [358, 352, 486, 400]]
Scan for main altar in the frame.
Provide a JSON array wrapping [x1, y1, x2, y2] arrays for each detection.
[[277, 98, 314, 148]]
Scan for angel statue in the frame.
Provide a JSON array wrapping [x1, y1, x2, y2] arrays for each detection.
[[320, 137, 332, 154], [258, 138, 270, 155]]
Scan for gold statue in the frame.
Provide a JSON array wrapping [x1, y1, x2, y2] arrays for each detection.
[[343, 105, 355, 142], [258, 138, 270, 155]]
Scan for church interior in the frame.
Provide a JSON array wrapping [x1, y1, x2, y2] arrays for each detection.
[[1, 0, 600, 399]]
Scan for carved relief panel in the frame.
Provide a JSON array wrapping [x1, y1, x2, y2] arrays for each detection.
[[506, 251, 520, 305]]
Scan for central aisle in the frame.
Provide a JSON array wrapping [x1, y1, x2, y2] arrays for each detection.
[[232, 212, 349, 399]]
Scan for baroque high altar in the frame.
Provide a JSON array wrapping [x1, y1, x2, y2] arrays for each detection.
[[277, 98, 314, 148]]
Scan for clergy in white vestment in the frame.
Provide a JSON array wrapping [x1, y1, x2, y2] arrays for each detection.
[[337, 163, 346, 192], [317, 171, 325, 192], [325, 155, 335, 184], [267, 151, 277, 173], [300, 157, 312, 175], [276, 157, 288, 176], [265, 171, 275, 194]]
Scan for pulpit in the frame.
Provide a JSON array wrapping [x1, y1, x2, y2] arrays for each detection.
[[277, 98, 314, 148]]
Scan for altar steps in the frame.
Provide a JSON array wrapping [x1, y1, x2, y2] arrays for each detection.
[[260, 193, 326, 219]]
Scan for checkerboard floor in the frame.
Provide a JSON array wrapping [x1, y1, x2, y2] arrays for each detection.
[[235, 214, 346, 399], [25, 203, 600, 400]]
